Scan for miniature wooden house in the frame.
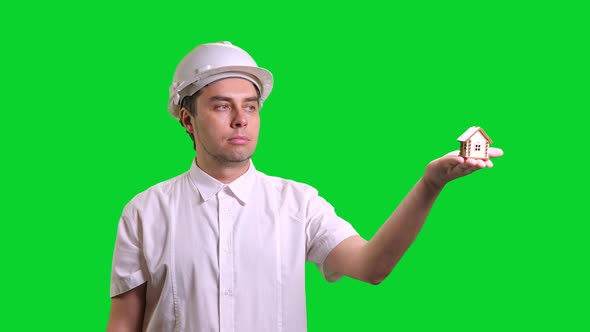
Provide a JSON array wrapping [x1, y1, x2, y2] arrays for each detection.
[[457, 126, 493, 159]]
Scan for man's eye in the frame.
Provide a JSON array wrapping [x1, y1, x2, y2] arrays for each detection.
[[245, 105, 258, 112], [215, 104, 229, 111]]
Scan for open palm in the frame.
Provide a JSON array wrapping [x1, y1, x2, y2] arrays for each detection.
[[423, 147, 504, 191]]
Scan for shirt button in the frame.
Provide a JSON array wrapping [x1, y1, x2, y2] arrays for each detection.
[[223, 289, 233, 296], [223, 246, 231, 254]]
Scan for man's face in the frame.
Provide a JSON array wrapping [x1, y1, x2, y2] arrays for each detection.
[[188, 78, 261, 166]]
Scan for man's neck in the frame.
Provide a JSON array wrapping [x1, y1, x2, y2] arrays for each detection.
[[195, 156, 251, 184]]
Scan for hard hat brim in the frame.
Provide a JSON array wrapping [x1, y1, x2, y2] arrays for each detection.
[[168, 65, 273, 119]]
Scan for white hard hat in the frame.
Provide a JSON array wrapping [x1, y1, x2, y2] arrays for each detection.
[[168, 41, 273, 119]]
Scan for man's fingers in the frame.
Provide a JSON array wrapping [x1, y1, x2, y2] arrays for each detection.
[[443, 148, 503, 159], [439, 155, 464, 168], [489, 147, 504, 158]]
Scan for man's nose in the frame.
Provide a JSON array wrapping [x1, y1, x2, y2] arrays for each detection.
[[231, 109, 247, 128]]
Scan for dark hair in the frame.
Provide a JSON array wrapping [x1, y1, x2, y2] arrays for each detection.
[[180, 92, 198, 116], [179, 90, 203, 150]]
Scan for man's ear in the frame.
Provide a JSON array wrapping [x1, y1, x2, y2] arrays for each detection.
[[179, 108, 194, 132]]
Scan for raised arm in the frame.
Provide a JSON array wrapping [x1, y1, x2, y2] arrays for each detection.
[[106, 283, 147, 332], [324, 148, 504, 285]]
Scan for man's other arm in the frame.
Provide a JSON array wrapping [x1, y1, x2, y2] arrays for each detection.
[[106, 283, 147, 332]]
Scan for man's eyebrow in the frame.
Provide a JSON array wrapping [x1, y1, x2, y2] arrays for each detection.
[[209, 96, 233, 102], [208, 96, 259, 102]]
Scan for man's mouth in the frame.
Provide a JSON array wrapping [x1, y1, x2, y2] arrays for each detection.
[[228, 136, 250, 144]]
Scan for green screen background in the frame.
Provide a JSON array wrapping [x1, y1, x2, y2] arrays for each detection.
[[1, 0, 588, 330]]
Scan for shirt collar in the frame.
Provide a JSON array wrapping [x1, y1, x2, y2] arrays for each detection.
[[188, 160, 256, 205]]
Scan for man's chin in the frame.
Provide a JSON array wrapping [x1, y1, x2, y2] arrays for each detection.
[[217, 153, 254, 164]]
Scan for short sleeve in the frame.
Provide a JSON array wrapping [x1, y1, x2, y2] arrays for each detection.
[[305, 190, 358, 282], [110, 205, 148, 297]]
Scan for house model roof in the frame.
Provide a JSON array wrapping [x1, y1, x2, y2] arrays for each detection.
[[457, 126, 493, 144]]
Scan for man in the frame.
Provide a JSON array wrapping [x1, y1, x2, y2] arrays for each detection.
[[107, 41, 503, 332]]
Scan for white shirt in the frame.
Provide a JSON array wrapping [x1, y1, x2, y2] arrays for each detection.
[[110, 161, 358, 332]]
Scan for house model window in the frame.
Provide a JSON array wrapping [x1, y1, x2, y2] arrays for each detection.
[[457, 126, 493, 160]]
